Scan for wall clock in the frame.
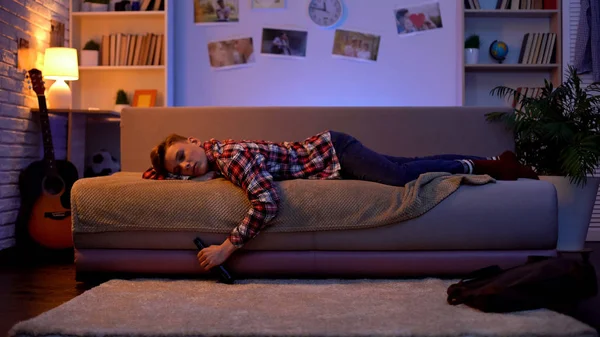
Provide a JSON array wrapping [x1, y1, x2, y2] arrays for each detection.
[[308, 0, 344, 29]]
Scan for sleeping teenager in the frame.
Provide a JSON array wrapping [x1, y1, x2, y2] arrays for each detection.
[[142, 130, 538, 271]]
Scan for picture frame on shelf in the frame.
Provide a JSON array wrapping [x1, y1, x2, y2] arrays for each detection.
[[133, 89, 157, 107]]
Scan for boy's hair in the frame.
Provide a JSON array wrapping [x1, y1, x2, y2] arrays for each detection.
[[396, 9, 407, 20], [150, 133, 188, 175]]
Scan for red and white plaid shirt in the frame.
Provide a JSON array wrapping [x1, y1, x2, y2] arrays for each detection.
[[142, 130, 341, 247]]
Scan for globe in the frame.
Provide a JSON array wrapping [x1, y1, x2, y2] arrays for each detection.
[[489, 40, 509, 63]]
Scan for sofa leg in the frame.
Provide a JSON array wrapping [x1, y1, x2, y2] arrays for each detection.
[[557, 248, 594, 262]]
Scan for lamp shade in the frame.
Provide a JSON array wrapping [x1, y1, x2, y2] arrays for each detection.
[[43, 47, 79, 81]]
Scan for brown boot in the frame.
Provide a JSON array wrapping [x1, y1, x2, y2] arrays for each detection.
[[517, 164, 539, 180], [499, 150, 518, 162], [472, 159, 519, 180], [498, 150, 539, 179]]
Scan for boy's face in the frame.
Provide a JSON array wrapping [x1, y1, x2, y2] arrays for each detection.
[[164, 139, 208, 177]]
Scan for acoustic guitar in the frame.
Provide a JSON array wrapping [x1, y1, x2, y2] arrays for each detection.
[[19, 68, 79, 250]]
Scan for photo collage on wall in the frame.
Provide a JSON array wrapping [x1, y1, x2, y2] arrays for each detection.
[[394, 2, 443, 36], [193, 0, 444, 70]]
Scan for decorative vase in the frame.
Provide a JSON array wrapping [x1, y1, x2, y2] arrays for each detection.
[[464, 48, 479, 64], [539, 175, 600, 251], [80, 50, 99, 66], [114, 104, 130, 113]]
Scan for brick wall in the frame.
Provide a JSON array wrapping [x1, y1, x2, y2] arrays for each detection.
[[0, 0, 69, 250]]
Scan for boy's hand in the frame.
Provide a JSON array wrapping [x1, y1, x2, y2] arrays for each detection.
[[197, 239, 237, 271]]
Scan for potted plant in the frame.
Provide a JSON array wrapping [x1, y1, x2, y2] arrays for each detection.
[[82, 0, 109, 12], [81, 40, 100, 66], [114, 89, 130, 113], [464, 34, 480, 64], [486, 65, 600, 251]]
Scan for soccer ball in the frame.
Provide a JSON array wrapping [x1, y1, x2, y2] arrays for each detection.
[[85, 149, 120, 177]]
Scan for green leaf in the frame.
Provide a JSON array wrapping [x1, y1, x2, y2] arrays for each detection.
[[487, 65, 600, 187]]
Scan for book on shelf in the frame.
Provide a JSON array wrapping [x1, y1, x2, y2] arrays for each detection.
[[100, 33, 164, 66], [464, 0, 481, 9], [517, 32, 556, 64], [465, 0, 557, 9], [139, 0, 164, 11]]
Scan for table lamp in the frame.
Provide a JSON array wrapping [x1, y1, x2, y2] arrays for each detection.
[[43, 47, 79, 109]]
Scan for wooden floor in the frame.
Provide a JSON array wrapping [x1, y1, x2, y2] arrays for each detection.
[[1, 244, 600, 336]]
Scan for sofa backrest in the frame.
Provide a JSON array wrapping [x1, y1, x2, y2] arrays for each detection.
[[120, 106, 514, 172]]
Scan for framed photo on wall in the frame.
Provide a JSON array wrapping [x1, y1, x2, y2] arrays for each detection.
[[332, 29, 381, 62], [260, 27, 308, 58], [394, 1, 443, 36], [251, 0, 285, 9], [133, 90, 157, 107], [208, 37, 255, 70], [194, 0, 240, 24]]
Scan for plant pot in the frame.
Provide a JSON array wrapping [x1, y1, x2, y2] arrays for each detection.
[[114, 104, 130, 113], [539, 175, 600, 251], [80, 50, 99, 66], [464, 48, 479, 64]]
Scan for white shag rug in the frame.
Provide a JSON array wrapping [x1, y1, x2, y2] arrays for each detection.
[[8, 278, 598, 337]]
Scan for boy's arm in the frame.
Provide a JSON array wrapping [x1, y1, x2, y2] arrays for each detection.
[[225, 152, 279, 247], [197, 153, 279, 270]]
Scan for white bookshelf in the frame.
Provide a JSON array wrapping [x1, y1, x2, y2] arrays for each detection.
[[69, 0, 169, 111], [78, 65, 166, 71], [462, 0, 562, 107], [465, 9, 559, 17], [465, 64, 559, 71]]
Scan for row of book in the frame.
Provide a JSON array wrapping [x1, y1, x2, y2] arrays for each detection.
[[464, 0, 482, 9], [138, 0, 164, 11], [100, 33, 164, 66], [517, 32, 556, 64], [465, 0, 557, 9], [512, 87, 543, 110]]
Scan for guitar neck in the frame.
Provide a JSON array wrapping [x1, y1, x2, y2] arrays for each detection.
[[36, 94, 58, 175]]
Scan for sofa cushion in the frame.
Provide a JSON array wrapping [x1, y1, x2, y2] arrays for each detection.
[[71, 173, 557, 251], [72, 171, 495, 233]]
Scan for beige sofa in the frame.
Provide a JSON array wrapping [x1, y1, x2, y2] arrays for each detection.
[[71, 106, 558, 281]]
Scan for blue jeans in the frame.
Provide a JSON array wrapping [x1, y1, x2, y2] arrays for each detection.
[[329, 131, 485, 186]]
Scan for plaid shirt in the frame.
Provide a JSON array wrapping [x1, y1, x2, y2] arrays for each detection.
[[142, 130, 341, 247]]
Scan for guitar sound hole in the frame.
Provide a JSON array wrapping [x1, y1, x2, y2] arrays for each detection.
[[43, 175, 65, 195]]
